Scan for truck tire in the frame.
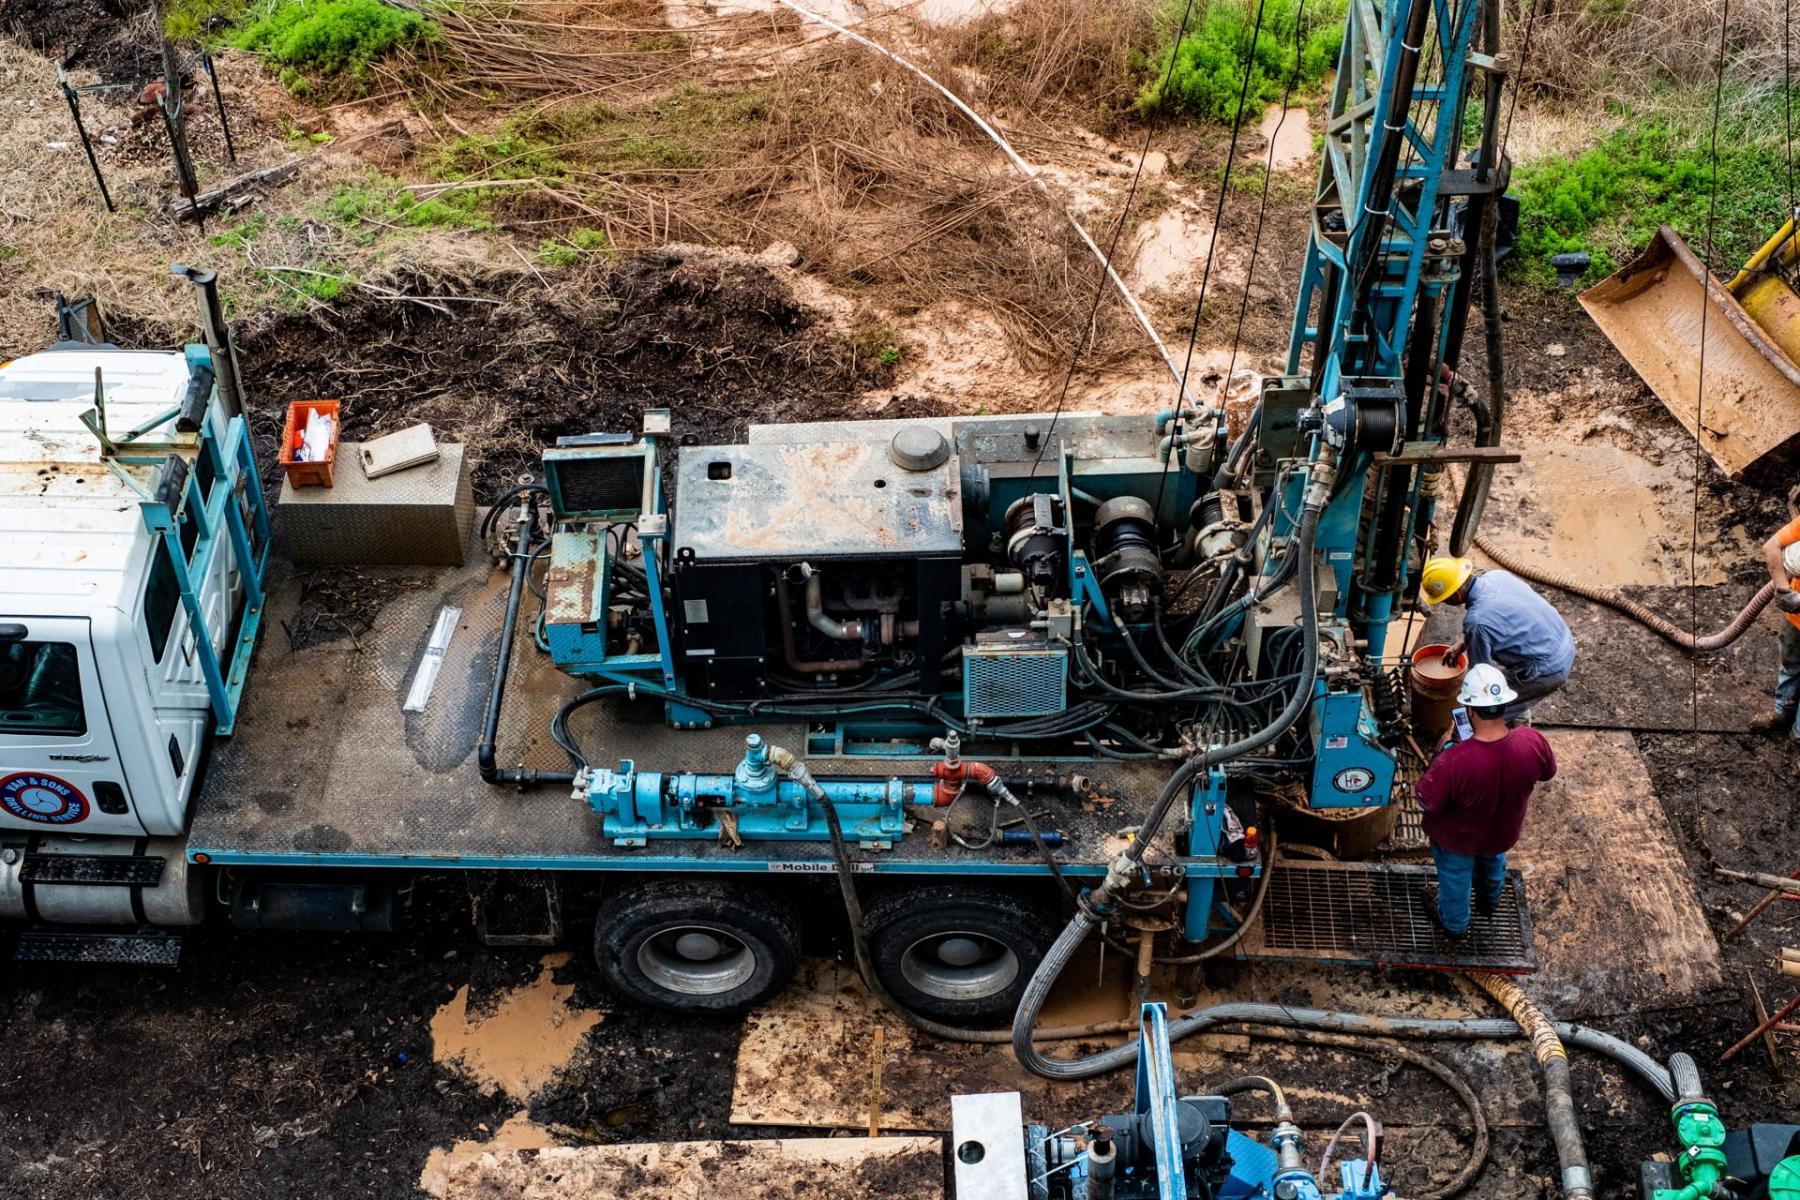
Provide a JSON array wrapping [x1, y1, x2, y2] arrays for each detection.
[[594, 879, 801, 1015], [863, 885, 1052, 1024]]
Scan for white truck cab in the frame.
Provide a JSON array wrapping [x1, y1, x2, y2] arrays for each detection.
[[0, 272, 268, 948]]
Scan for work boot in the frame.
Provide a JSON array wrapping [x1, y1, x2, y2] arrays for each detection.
[[1422, 885, 1470, 940], [1474, 891, 1501, 918], [1751, 708, 1797, 735]]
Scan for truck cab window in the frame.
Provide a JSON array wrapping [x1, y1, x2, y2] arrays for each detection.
[[0, 641, 87, 737], [145, 551, 181, 663]]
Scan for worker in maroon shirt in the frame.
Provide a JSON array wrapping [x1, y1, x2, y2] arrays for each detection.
[[1417, 663, 1558, 937]]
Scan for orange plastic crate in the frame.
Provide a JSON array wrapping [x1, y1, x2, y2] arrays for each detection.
[[279, 399, 341, 488]]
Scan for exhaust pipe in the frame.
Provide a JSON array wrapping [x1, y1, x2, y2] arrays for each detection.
[[172, 264, 246, 423]]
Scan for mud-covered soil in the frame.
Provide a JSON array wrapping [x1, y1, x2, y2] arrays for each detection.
[[0, 0, 160, 82], [206, 250, 922, 502], [0, 881, 815, 1200]]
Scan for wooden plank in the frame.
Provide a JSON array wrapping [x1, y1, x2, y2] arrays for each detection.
[[1374, 444, 1523, 468], [437, 1135, 942, 1200], [1510, 730, 1727, 1017], [167, 157, 301, 217]]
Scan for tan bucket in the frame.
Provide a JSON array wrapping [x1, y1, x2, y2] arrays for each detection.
[[1408, 643, 1467, 748]]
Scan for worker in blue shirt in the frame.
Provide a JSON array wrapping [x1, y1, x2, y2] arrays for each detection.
[[1419, 557, 1576, 720]]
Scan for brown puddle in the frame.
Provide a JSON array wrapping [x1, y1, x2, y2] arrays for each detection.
[[429, 951, 604, 1103]]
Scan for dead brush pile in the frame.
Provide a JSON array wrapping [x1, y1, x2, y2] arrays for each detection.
[[1511, 0, 1793, 106], [412, 0, 1164, 372]]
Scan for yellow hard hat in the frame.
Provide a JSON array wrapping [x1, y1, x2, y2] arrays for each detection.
[[1419, 556, 1473, 605]]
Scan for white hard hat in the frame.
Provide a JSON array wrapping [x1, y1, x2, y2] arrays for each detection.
[[1457, 662, 1518, 708]]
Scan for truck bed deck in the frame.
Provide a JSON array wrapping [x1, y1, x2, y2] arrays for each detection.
[[186, 540, 1163, 875]]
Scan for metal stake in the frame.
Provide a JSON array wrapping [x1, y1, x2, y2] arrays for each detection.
[[159, 92, 202, 229], [56, 69, 113, 212], [202, 52, 236, 163], [149, 0, 202, 226]]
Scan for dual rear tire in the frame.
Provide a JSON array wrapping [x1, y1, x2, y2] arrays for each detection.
[[593, 878, 1052, 1022]]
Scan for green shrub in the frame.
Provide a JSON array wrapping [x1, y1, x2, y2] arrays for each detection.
[[209, 213, 267, 248], [1137, 0, 1345, 122], [1508, 88, 1794, 286], [537, 228, 613, 267], [164, 0, 252, 42], [233, 0, 435, 93], [321, 173, 495, 235]]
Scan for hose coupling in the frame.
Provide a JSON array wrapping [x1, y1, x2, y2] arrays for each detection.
[[768, 745, 829, 803], [1077, 887, 1117, 922], [1302, 456, 1338, 510], [1270, 1120, 1305, 1171], [1100, 850, 1140, 895]]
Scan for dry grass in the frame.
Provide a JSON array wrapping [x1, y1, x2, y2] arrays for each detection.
[[0, 40, 516, 354], [406, 0, 1167, 370], [1511, 0, 1795, 108]]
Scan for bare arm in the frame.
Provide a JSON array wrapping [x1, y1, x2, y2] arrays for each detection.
[[1765, 533, 1792, 591]]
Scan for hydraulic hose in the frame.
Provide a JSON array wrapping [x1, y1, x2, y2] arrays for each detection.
[[1468, 973, 1593, 1200], [1448, 192, 1507, 557], [1015, 458, 1336, 1077], [1214, 1074, 1293, 1120], [1248, 1028, 1486, 1200], [479, 500, 578, 788]]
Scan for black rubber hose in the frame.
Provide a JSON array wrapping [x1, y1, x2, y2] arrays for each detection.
[[793, 756, 1019, 1043], [1014, 469, 1332, 1078], [1449, 193, 1506, 557], [479, 502, 576, 788]]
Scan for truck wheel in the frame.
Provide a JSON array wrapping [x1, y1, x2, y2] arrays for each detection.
[[863, 886, 1052, 1024], [594, 879, 800, 1015]]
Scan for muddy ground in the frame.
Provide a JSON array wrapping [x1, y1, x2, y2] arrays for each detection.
[[4, 273, 1797, 1200], [5, 1, 1800, 1198]]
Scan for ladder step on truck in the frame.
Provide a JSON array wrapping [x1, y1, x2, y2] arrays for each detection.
[[13, 931, 182, 967]]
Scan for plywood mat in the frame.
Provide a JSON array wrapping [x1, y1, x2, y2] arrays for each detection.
[[1513, 730, 1726, 1016], [438, 1135, 942, 1200], [730, 961, 1544, 1133]]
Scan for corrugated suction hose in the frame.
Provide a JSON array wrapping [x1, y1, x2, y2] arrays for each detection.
[[1473, 533, 1773, 652], [1449, 467, 1774, 652], [1468, 972, 1593, 1200]]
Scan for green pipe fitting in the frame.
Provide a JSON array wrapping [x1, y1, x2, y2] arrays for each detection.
[[1653, 1101, 1728, 1200]]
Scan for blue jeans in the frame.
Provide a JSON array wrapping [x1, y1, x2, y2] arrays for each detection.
[[1431, 845, 1507, 935], [1503, 663, 1571, 721], [1776, 620, 1800, 716]]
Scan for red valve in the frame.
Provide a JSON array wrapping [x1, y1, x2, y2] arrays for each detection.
[[930, 758, 998, 806]]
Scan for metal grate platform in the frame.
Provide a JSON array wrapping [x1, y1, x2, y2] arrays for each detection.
[[1381, 772, 1428, 853], [1256, 861, 1535, 972]]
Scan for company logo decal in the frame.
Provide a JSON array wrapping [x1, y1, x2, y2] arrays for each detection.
[[0, 773, 90, 825]]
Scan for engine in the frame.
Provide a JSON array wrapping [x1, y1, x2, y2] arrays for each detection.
[[532, 403, 1404, 821]]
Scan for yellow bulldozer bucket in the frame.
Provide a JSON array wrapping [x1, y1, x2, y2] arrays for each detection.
[[1580, 221, 1800, 478]]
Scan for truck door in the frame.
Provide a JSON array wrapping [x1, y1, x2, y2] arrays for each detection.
[[0, 618, 145, 837]]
